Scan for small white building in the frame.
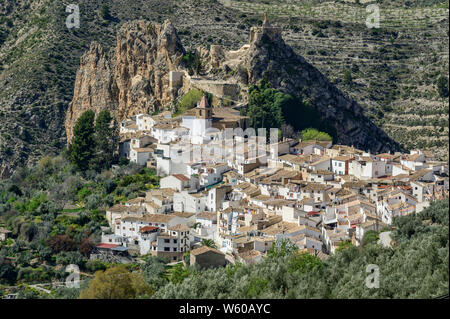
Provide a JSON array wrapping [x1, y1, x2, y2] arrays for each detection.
[[160, 174, 198, 192]]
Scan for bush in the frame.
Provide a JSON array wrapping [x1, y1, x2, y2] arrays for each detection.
[[301, 128, 332, 141], [175, 88, 205, 116], [47, 235, 77, 253]]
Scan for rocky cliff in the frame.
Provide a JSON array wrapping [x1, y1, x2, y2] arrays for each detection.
[[242, 18, 400, 152], [66, 20, 185, 142], [66, 17, 400, 153]]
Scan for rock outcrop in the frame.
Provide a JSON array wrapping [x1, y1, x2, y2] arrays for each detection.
[[66, 20, 185, 142], [242, 17, 400, 152], [65, 42, 118, 141]]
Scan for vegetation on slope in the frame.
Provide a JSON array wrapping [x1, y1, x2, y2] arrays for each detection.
[[244, 80, 337, 140], [0, 154, 159, 298]]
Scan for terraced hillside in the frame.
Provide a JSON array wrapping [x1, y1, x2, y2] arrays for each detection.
[[220, 0, 449, 159], [0, 0, 448, 177]]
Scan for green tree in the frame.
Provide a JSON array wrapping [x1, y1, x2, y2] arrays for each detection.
[[287, 252, 323, 274], [69, 110, 96, 171], [246, 80, 337, 141], [437, 75, 449, 98], [165, 263, 190, 284], [267, 238, 298, 258], [99, 4, 111, 20], [362, 230, 378, 246], [200, 239, 217, 248], [79, 265, 153, 299], [343, 69, 352, 86], [335, 240, 353, 253], [301, 128, 332, 141], [247, 79, 284, 135], [182, 51, 202, 75], [92, 110, 119, 171]]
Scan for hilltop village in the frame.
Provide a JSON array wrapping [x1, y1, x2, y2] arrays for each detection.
[[89, 95, 450, 267]]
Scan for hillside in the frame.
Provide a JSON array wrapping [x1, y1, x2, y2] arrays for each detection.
[[0, 0, 448, 178]]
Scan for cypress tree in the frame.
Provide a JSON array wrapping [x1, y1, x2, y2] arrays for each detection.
[[69, 110, 95, 171], [92, 110, 119, 171]]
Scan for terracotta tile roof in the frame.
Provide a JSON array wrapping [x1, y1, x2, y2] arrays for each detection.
[[332, 155, 353, 162], [140, 214, 177, 223], [139, 226, 159, 233], [173, 174, 190, 181], [169, 224, 190, 232], [198, 95, 210, 109], [196, 212, 217, 220], [191, 246, 224, 256]]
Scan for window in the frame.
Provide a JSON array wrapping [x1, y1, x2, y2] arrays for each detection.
[[173, 247, 177, 252], [173, 256, 177, 261], [164, 247, 170, 252], [173, 239, 177, 244], [164, 239, 170, 243]]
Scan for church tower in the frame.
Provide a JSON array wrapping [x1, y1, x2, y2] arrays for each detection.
[[195, 95, 212, 119], [192, 95, 212, 144]]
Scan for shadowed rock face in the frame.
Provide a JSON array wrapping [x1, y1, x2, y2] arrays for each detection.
[[242, 19, 401, 153], [66, 18, 400, 154]]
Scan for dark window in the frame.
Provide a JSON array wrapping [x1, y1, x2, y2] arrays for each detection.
[[164, 239, 170, 243], [164, 247, 170, 252]]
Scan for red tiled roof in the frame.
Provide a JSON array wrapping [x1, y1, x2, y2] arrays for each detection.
[[173, 174, 190, 181], [198, 95, 210, 109], [139, 226, 159, 233]]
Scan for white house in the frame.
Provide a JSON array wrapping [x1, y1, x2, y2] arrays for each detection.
[[349, 157, 386, 180], [331, 156, 352, 176], [160, 174, 199, 192], [173, 191, 206, 213], [130, 147, 154, 165]]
